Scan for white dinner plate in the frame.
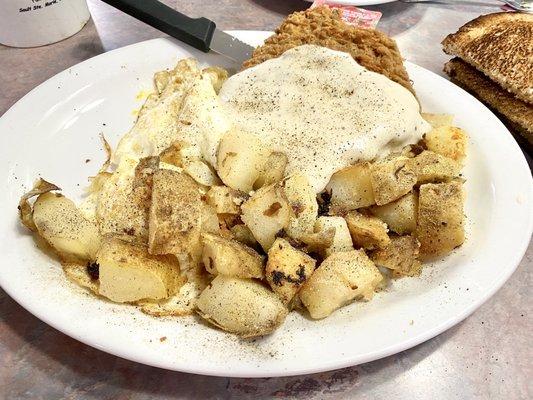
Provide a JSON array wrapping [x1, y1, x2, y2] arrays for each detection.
[[304, 0, 397, 6], [0, 31, 531, 378]]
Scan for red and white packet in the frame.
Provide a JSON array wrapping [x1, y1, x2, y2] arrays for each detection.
[[311, 0, 382, 28]]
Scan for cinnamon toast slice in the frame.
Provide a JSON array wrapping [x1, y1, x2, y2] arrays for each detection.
[[444, 58, 532, 150], [243, 6, 414, 95], [442, 12, 533, 104]]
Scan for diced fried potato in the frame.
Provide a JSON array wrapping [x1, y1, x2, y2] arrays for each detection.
[[417, 181, 465, 257], [406, 151, 461, 184], [266, 238, 316, 304], [370, 192, 418, 235], [205, 185, 247, 214], [32, 192, 101, 262], [345, 211, 390, 250], [201, 233, 264, 279], [424, 126, 467, 164], [326, 163, 375, 212], [300, 228, 335, 254], [217, 129, 270, 192], [371, 235, 422, 277], [254, 152, 288, 189], [299, 250, 382, 319], [422, 113, 454, 128], [185, 203, 220, 262], [201, 203, 220, 234], [241, 173, 316, 248], [241, 184, 290, 251], [148, 169, 202, 255], [282, 173, 318, 240], [290, 294, 305, 312], [229, 224, 259, 249], [183, 159, 221, 187], [370, 157, 417, 205], [196, 275, 288, 338], [314, 216, 353, 256], [97, 238, 184, 303]]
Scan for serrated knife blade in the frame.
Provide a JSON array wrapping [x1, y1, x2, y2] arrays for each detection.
[[209, 29, 254, 64]]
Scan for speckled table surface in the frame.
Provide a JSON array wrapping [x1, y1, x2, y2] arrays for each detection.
[[1, 1, 531, 399]]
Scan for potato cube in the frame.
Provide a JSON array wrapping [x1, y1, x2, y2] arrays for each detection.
[[282, 173, 318, 240], [417, 181, 465, 257], [300, 228, 335, 254], [201, 233, 264, 279], [183, 159, 221, 187], [345, 211, 390, 250], [148, 169, 203, 255], [299, 250, 382, 319], [196, 275, 288, 338], [326, 163, 375, 212], [266, 238, 316, 304], [314, 216, 354, 256], [254, 152, 288, 189], [424, 126, 467, 164], [32, 192, 101, 262], [205, 185, 247, 215], [201, 203, 220, 234], [371, 235, 422, 277], [217, 129, 270, 192], [406, 151, 461, 184], [370, 157, 417, 205], [370, 192, 418, 235], [97, 238, 184, 303], [229, 224, 259, 249], [241, 184, 291, 251]]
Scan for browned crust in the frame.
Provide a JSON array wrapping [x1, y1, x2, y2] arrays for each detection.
[[444, 58, 533, 149], [243, 6, 414, 95], [442, 12, 533, 104]]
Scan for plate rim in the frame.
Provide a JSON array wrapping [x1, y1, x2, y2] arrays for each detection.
[[0, 32, 532, 377]]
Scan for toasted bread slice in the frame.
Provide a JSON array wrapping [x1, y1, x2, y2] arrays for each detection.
[[444, 58, 533, 149], [442, 12, 533, 104], [243, 6, 414, 95]]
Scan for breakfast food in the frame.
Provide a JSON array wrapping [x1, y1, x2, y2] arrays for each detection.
[[442, 12, 532, 104], [444, 58, 532, 148], [18, 10, 468, 338], [442, 12, 532, 149], [223, 45, 428, 193], [243, 6, 414, 94]]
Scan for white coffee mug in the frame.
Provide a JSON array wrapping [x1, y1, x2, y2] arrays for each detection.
[[0, 0, 91, 48]]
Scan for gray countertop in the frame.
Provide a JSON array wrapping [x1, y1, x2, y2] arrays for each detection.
[[0, 1, 531, 399]]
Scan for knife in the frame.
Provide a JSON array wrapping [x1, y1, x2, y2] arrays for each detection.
[[100, 0, 255, 64]]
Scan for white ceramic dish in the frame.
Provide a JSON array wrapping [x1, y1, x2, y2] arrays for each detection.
[[0, 31, 531, 378], [304, 0, 396, 6]]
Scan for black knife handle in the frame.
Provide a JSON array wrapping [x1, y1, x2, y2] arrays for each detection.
[[100, 0, 216, 52]]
